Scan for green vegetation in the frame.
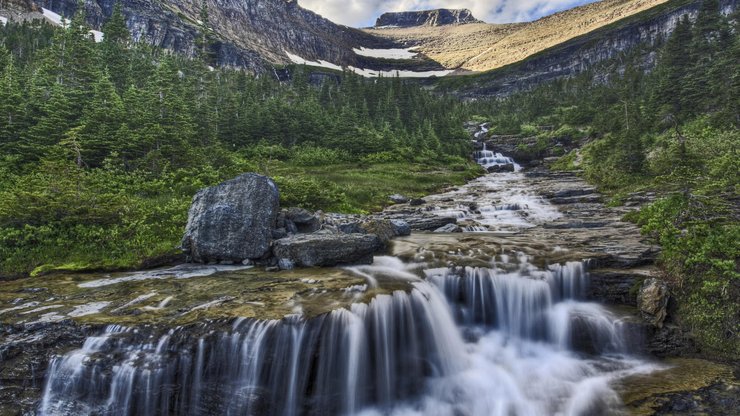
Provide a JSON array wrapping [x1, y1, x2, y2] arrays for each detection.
[[475, 1, 738, 356], [0, 5, 479, 277]]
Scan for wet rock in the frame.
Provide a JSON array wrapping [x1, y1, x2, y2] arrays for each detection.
[[587, 268, 654, 306], [338, 222, 365, 234], [272, 234, 383, 267], [0, 322, 92, 415], [434, 224, 463, 233], [643, 324, 697, 357], [278, 258, 295, 271], [638, 278, 670, 327], [409, 198, 426, 206], [404, 216, 457, 231], [182, 173, 280, 263], [390, 220, 411, 236], [360, 220, 398, 244], [487, 164, 516, 173], [389, 194, 410, 204]]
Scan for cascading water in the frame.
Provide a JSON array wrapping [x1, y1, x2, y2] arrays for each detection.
[[474, 143, 521, 171], [39, 255, 655, 416], [39, 144, 654, 415]]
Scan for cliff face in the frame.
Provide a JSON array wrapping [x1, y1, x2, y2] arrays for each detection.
[[33, 0, 392, 72], [451, 0, 739, 98], [375, 9, 480, 27]]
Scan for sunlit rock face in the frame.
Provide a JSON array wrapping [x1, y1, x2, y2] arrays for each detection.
[[375, 9, 480, 27]]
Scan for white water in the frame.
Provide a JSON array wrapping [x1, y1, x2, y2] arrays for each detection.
[[40, 255, 656, 416], [39, 150, 655, 415]]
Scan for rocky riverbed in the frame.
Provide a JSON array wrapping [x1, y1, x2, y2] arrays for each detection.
[[1, 158, 737, 415]]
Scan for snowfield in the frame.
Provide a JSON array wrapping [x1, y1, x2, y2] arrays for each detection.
[[285, 51, 452, 79], [353, 47, 418, 60]]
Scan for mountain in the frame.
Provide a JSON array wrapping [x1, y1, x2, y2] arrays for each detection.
[[375, 9, 481, 28], [24, 0, 417, 72], [366, 0, 673, 73], [442, 0, 738, 98], [2, 0, 731, 79]]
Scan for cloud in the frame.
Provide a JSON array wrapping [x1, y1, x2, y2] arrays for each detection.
[[299, 0, 596, 27]]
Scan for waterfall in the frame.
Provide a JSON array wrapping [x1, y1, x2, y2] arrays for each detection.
[[39, 285, 466, 416], [474, 143, 521, 171], [40, 259, 650, 416]]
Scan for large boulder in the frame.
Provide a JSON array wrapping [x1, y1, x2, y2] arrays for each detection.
[[273, 234, 383, 267], [638, 278, 670, 328], [181, 173, 280, 263]]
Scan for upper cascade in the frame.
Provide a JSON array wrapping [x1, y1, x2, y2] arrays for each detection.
[[375, 8, 481, 28]]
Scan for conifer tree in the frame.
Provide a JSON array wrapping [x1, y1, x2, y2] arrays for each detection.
[[102, 2, 131, 93]]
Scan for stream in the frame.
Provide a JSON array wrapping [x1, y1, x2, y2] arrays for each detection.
[[2, 145, 736, 415]]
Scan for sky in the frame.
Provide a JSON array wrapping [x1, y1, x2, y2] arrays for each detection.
[[299, 0, 598, 27]]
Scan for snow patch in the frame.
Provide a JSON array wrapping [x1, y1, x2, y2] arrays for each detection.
[[89, 29, 104, 43], [348, 66, 453, 78], [42, 8, 67, 27], [285, 51, 343, 71], [353, 47, 418, 60], [285, 50, 452, 79]]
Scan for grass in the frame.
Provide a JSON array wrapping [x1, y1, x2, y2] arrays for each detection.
[[6, 160, 484, 278]]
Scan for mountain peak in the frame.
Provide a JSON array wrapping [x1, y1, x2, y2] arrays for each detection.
[[374, 9, 481, 28]]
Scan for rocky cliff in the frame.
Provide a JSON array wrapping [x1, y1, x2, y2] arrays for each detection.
[[375, 9, 480, 27], [448, 0, 739, 98], [32, 0, 394, 72]]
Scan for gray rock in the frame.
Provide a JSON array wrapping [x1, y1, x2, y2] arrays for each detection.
[[272, 234, 383, 267], [409, 198, 426, 206], [404, 216, 457, 231], [272, 228, 288, 240], [638, 278, 670, 328], [285, 220, 299, 235], [389, 194, 410, 204], [360, 220, 398, 244], [338, 222, 365, 234], [285, 207, 321, 233], [181, 173, 279, 263], [487, 164, 516, 173], [278, 258, 295, 271], [434, 224, 463, 233], [390, 219, 411, 236]]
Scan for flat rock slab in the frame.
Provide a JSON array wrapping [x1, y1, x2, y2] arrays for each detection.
[[273, 234, 383, 267]]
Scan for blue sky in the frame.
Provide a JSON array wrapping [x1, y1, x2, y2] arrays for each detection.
[[299, 0, 598, 27]]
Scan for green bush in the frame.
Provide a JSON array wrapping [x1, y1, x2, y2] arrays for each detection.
[[291, 146, 350, 166], [273, 175, 348, 211]]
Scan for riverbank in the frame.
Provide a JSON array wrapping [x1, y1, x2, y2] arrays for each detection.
[[2, 158, 736, 415]]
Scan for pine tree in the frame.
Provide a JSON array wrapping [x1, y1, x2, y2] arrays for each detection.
[[102, 2, 131, 93], [77, 71, 125, 165], [196, 0, 216, 66], [0, 57, 26, 149], [652, 15, 693, 118]]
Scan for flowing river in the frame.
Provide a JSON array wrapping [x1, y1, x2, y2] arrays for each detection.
[[3, 146, 733, 415]]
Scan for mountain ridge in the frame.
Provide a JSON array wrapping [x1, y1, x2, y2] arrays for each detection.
[[1, 0, 720, 79], [375, 9, 481, 28]]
